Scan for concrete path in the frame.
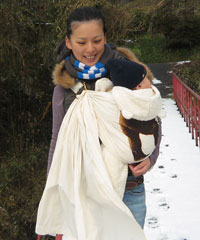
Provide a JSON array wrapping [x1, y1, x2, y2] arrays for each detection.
[[147, 63, 175, 98]]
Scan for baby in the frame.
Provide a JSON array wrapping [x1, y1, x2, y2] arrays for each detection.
[[96, 59, 163, 162]]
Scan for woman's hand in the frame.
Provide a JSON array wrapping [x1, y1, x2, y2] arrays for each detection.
[[128, 157, 151, 177]]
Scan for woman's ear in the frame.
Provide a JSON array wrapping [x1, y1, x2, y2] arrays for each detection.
[[65, 37, 72, 50]]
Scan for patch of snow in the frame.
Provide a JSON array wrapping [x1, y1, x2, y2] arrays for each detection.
[[153, 78, 162, 84], [167, 71, 173, 74], [175, 60, 191, 65], [144, 98, 200, 240]]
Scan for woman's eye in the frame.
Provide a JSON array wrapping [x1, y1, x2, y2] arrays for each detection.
[[94, 40, 101, 44], [78, 42, 85, 45]]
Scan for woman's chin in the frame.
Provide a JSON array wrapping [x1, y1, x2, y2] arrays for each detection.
[[83, 57, 98, 66]]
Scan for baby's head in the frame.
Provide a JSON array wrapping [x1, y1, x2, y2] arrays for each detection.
[[107, 59, 151, 90], [135, 75, 151, 90]]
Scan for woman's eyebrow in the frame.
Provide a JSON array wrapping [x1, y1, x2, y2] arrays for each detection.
[[77, 35, 103, 40]]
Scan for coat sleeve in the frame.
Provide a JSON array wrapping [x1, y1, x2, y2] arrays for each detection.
[[149, 117, 162, 168], [47, 85, 65, 174]]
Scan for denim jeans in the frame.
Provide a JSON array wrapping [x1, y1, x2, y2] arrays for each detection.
[[123, 183, 146, 228]]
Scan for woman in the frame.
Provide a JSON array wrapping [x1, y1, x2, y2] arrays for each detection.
[[36, 6, 162, 239]]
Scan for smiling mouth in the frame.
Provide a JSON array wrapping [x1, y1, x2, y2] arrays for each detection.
[[85, 55, 96, 59]]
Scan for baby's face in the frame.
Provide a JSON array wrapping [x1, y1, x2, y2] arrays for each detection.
[[134, 76, 151, 90]]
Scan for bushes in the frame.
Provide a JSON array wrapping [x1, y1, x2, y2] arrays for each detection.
[[152, 0, 200, 49], [0, 148, 48, 240], [0, 0, 55, 155], [154, 12, 200, 49], [127, 9, 152, 37], [124, 0, 200, 49]]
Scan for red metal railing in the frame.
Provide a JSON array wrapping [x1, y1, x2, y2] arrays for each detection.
[[173, 73, 200, 147]]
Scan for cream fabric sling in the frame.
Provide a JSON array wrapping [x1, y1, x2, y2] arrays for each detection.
[[35, 90, 147, 240]]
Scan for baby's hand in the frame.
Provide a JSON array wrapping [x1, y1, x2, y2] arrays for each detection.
[[121, 109, 133, 119], [95, 78, 113, 92]]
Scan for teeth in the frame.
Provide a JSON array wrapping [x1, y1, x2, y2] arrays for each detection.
[[86, 56, 95, 59]]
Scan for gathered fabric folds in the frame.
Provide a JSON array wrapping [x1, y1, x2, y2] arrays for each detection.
[[35, 90, 146, 240]]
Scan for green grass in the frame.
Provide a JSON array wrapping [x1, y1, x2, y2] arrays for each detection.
[[125, 34, 200, 64]]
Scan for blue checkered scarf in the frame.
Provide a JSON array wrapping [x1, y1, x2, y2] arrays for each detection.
[[64, 55, 107, 80], [63, 44, 121, 80]]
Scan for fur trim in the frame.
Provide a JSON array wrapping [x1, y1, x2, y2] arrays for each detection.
[[52, 47, 154, 89], [116, 47, 139, 62], [52, 60, 75, 89]]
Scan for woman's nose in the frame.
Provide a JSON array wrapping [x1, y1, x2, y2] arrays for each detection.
[[86, 42, 95, 52]]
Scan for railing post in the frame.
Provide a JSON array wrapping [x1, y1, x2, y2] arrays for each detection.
[[173, 73, 200, 147]]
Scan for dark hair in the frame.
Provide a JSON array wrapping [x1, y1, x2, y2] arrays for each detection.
[[66, 6, 106, 38], [56, 6, 106, 62]]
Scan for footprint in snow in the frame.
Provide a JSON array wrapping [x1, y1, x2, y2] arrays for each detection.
[[151, 188, 162, 194], [146, 216, 159, 228], [158, 197, 170, 210], [158, 235, 169, 240], [169, 173, 178, 178], [158, 165, 164, 169], [158, 165, 165, 173]]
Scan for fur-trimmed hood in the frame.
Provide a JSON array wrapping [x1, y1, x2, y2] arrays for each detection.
[[52, 47, 154, 89]]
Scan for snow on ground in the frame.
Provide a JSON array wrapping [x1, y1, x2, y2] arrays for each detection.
[[175, 61, 191, 66], [152, 78, 162, 85], [144, 98, 200, 240]]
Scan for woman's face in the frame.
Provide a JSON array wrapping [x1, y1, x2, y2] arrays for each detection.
[[65, 20, 106, 66]]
